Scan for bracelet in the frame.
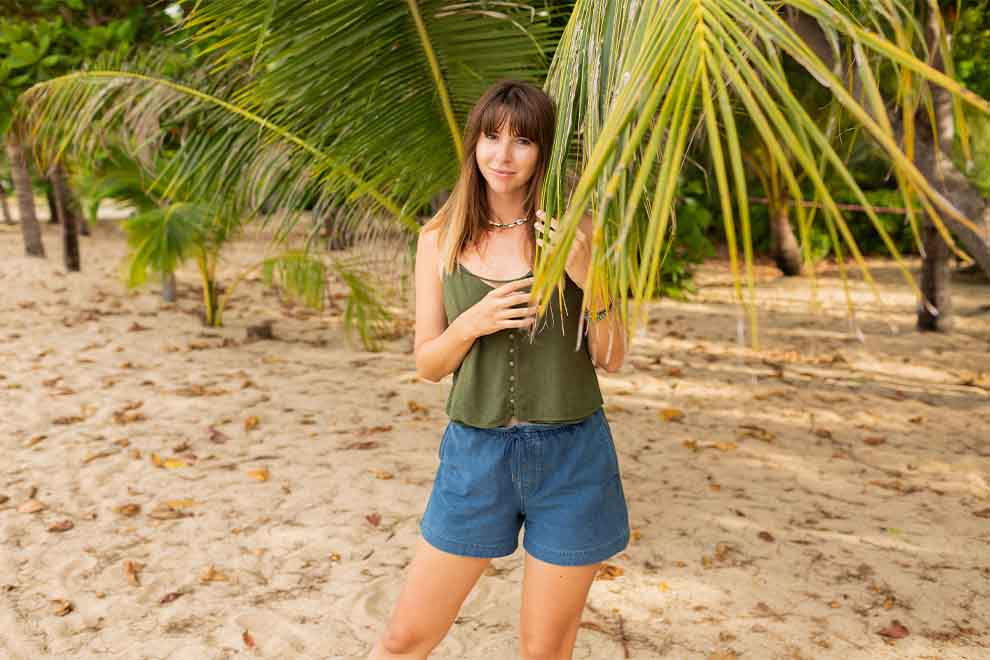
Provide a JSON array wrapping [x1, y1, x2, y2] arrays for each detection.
[[584, 301, 613, 323]]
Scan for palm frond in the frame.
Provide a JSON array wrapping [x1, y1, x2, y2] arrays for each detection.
[[539, 0, 990, 346]]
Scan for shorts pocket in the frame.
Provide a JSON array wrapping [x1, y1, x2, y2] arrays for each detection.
[[438, 424, 452, 460], [593, 411, 620, 477]]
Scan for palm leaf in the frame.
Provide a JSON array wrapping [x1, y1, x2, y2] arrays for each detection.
[[538, 0, 990, 346]]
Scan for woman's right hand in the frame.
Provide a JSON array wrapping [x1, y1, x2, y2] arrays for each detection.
[[463, 277, 538, 338]]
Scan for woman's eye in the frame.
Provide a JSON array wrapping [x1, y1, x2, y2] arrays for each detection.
[[516, 138, 531, 145], [485, 132, 498, 140]]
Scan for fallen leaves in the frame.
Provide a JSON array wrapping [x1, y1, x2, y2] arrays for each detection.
[[52, 415, 84, 425], [342, 437, 380, 450], [863, 436, 887, 446], [365, 513, 381, 527], [707, 652, 738, 660], [18, 499, 47, 514], [159, 591, 183, 604], [757, 531, 775, 543], [868, 480, 923, 495], [199, 565, 230, 583], [595, 563, 624, 581], [877, 620, 910, 639], [370, 469, 394, 480], [242, 630, 256, 649], [112, 401, 146, 425], [246, 467, 270, 482], [83, 450, 117, 465], [47, 520, 74, 533], [51, 599, 74, 616], [208, 426, 229, 444], [660, 408, 684, 422], [738, 424, 775, 443], [148, 502, 194, 520], [175, 383, 229, 397], [244, 416, 260, 431], [114, 503, 141, 517], [123, 560, 143, 586], [357, 424, 393, 436], [973, 508, 990, 519]]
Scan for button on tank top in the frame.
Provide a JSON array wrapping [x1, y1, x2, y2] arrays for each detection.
[[442, 263, 604, 429]]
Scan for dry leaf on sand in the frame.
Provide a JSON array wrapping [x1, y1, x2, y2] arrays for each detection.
[[123, 560, 143, 586], [877, 620, 909, 639], [200, 565, 229, 583], [51, 599, 73, 616], [595, 563, 624, 581], [18, 499, 47, 514], [246, 468, 269, 482], [114, 503, 141, 517]]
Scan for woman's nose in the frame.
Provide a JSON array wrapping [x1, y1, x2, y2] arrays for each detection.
[[496, 138, 513, 161]]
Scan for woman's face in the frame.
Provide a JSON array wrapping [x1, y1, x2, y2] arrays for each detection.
[[475, 120, 539, 199]]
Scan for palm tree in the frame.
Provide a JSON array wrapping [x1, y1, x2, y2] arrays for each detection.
[[4, 130, 44, 256], [17, 1, 989, 344]]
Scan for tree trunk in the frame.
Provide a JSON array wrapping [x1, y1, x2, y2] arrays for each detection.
[[918, 216, 952, 331], [50, 161, 80, 272], [65, 182, 90, 236], [770, 196, 803, 276], [5, 132, 45, 257], [0, 182, 13, 224], [162, 272, 177, 302], [787, 9, 990, 279], [46, 186, 59, 224]]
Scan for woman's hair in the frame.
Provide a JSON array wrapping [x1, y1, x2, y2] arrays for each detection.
[[426, 80, 556, 275]]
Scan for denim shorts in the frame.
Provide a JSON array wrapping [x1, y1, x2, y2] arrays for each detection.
[[419, 407, 630, 567]]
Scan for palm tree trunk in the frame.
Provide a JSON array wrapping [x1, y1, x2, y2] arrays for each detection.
[[918, 216, 952, 331], [50, 161, 81, 272], [65, 181, 90, 236], [6, 132, 45, 257], [0, 182, 13, 224], [162, 272, 177, 302], [770, 195, 803, 276], [46, 186, 59, 224]]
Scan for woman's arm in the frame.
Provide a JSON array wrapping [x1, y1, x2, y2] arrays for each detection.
[[413, 227, 479, 383], [587, 304, 627, 372], [576, 214, 627, 372]]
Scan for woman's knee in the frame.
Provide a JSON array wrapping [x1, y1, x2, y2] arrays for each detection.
[[379, 620, 436, 655], [519, 632, 568, 660]]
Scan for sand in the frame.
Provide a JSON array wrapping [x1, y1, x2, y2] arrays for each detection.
[[1, 216, 988, 660]]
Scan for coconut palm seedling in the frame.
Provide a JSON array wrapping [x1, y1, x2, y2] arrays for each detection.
[[77, 146, 328, 328]]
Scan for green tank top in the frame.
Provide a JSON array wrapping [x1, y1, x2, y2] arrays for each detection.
[[442, 263, 604, 429]]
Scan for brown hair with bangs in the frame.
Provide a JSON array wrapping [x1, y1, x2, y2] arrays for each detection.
[[428, 80, 556, 275]]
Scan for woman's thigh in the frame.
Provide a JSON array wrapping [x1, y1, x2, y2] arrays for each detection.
[[519, 552, 599, 657], [382, 537, 491, 650]]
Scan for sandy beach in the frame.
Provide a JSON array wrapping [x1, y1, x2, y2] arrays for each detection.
[[1, 218, 989, 660]]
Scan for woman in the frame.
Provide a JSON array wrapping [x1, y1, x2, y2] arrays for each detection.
[[368, 80, 630, 659]]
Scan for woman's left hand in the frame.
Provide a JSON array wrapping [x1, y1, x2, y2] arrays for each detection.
[[535, 210, 591, 290]]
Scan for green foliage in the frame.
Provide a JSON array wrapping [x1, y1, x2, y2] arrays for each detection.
[[261, 252, 327, 311], [948, 0, 990, 100], [658, 176, 716, 299], [121, 202, 206, 288], [334, 260, 394, 352]]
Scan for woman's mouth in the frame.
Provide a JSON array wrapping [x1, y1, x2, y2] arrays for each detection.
[[492, 169, 515, 178]]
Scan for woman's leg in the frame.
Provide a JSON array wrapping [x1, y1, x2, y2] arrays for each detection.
[[367, 537, 492, 659], [518, 553, 599, 660]]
